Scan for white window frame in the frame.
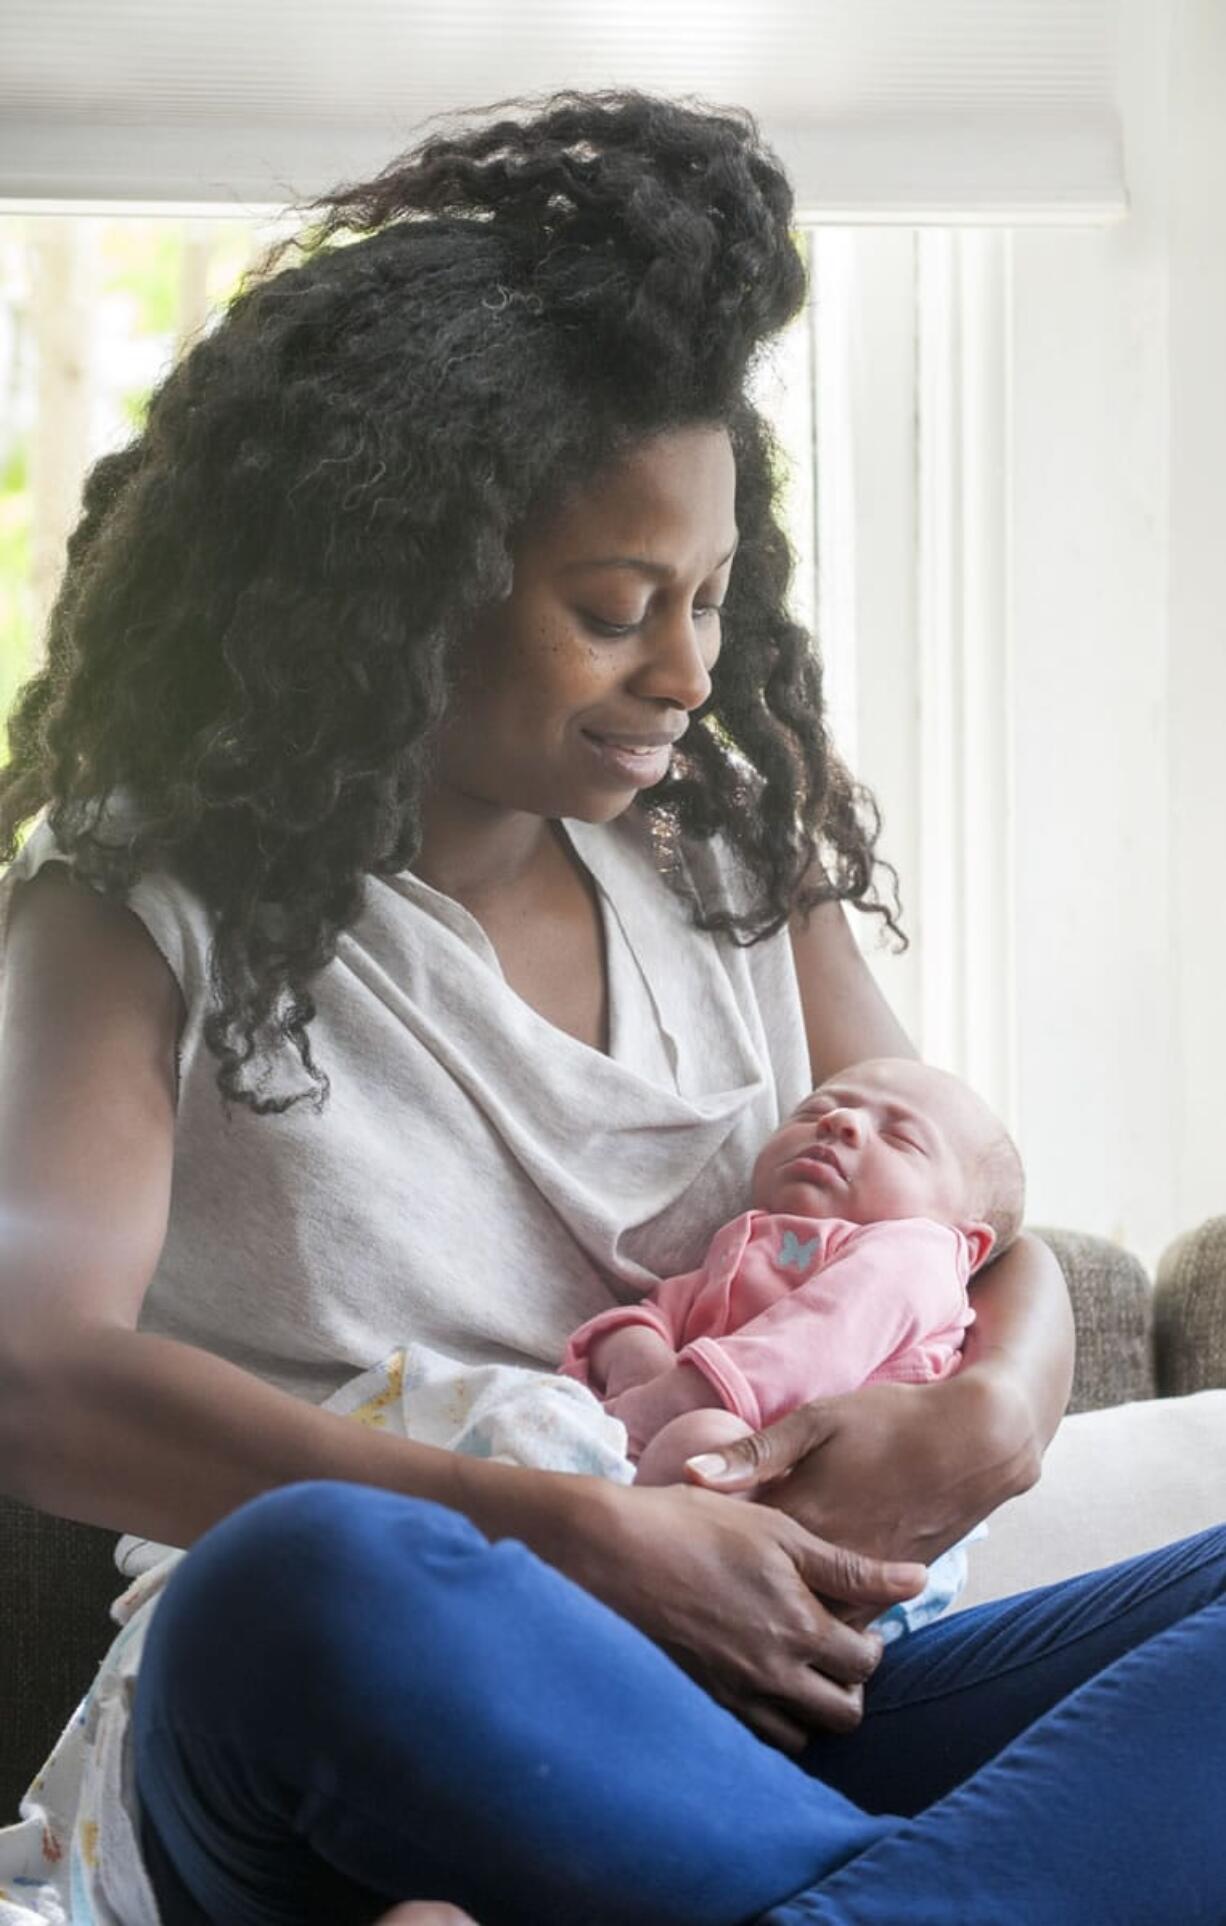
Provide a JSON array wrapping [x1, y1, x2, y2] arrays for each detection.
[[767, 228, 1018, 1129]]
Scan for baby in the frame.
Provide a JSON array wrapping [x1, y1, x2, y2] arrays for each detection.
[[562, 1057, 1024, 1489]]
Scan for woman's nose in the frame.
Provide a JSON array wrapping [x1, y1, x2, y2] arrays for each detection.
[[632, 612, 717, 713]]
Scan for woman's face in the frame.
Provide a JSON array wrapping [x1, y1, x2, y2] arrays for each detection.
[[432, 424, 739, 824]]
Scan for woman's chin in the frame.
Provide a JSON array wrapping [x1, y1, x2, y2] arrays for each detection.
[[560, 787, 643, 823]]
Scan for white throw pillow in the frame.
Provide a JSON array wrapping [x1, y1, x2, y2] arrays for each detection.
[[953, 1389, 1226, 1611]]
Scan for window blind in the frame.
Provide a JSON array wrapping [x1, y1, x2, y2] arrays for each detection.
[[0, 0, 1127, 221]]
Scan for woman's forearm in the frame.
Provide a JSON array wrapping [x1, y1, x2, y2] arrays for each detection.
[[1, 1321, 594, 1563], [959, 1230, 1076, 1477], [2, 1321, 928, 1731]]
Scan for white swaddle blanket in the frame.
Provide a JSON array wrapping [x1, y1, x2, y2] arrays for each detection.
[[0, 1347, 630, 1926]]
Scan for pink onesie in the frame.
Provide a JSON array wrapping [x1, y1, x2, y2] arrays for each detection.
[[561, 1213, 976, 1432]]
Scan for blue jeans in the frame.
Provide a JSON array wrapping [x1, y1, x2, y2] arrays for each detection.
[[133, 1481, 1226, 1925]]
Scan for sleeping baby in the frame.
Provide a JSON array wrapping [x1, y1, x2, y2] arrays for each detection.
[[562, 1056, 1024, 1493]]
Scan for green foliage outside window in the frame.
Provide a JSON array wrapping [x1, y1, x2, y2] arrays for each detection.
[[0, 216, 263, 742]]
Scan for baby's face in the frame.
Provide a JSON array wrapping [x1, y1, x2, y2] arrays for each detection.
[[752, 1058, 988, 1235]]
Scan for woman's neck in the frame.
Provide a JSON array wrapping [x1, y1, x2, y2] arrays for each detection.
[[413, 786, 556, 908]]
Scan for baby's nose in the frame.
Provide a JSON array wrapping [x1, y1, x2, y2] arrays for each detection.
[[819, 1106, 863, 1145]]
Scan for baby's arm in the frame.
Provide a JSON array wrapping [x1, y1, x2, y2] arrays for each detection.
[[603, 1356, 728, 1458], [590, 1222, 932, 1456], [560, 1253, 719, 1395], [677, 1219, 973, 1432], [586, 1323, 677, 1399]]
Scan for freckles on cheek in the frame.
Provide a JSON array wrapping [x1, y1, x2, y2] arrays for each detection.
[[529, 617, 574, 674]]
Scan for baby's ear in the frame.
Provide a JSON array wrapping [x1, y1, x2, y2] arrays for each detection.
[[963, 1223, 997, 1273]]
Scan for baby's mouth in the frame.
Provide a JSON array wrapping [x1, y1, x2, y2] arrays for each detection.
[[786, 1145, 846, 1182]]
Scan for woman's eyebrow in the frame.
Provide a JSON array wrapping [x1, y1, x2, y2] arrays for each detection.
[[557, 537, 740, 579]]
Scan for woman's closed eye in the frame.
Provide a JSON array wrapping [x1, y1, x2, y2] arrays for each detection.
[[578, 604, 724, 640], [579, 611, 641, 637]]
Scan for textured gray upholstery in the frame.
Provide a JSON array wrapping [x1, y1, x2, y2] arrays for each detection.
[[1033, 1227, 1156, 1412], [0, 1497, 118, 1820], [1155, 1215, 1226, 1396]]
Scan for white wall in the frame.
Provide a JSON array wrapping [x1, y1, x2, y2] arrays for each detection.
[[1167, 0, 1226, 1248], [1008, 0, 1175, 1262], [824, 0, 1224, 1270], [1008, 0, 1226, 1267]]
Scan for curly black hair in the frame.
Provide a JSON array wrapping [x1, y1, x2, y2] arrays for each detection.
[[0, 90, 902, 1114]]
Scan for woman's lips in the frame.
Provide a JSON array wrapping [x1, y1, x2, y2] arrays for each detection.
[[580, 731, 676, 787]]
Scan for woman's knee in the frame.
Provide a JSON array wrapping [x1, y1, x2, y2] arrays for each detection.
[[198, 1477, 482, 1583], [139, 1482, 489, 1713]]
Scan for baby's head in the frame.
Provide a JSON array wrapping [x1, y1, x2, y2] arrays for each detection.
[[752, 1058, 1024, 1273]]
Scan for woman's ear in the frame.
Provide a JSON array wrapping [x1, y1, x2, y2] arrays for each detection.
[[963, 1223, 997, 1274]]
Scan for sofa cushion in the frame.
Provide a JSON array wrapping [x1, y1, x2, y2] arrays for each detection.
[[1033, 1226, 1155, 1412], [0, 1497, 119, 1822], [1155, 1216, 1226, 1396], [955, 1389, 1226, 1611]]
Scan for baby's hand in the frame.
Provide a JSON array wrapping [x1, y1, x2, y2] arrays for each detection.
[[606, 1362, 724, 1458], [589, 1324, 677, 1398]]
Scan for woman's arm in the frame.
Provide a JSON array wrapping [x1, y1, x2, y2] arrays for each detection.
[[0, 867, 562, 1551], [788, 898, 916, 1080], [0, 868, 922, 1747], [960, 1229, 1075, 1468], [684, 903, 1076, 1562]]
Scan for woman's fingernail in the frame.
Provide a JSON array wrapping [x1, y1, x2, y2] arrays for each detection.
[[885, 1562, 928, 1585], [685, 1452, 729, 1478]]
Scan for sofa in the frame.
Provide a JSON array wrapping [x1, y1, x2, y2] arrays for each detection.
[[954, 1220, 1226, 1609], [3, 1218, 1225, 1820]]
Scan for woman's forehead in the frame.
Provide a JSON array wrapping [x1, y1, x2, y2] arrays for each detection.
[[527, 426, 737, 562]]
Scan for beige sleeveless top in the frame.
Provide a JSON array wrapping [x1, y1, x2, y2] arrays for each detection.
[[0, 809, 812, 1405]]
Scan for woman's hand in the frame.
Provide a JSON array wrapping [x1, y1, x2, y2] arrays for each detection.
[[553, 1477, 926, 1753], [684, 1371, 1040, 1611]]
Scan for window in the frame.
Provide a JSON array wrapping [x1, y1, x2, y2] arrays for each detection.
[[0, 215, 276, 720]]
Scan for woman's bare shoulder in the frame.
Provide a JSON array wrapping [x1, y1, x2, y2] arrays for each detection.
[[0, 864, 183, 1340], [6, 860, 185, 1045]]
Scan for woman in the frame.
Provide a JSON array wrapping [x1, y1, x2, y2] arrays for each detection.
[[0, 92, 1223, 1925]]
